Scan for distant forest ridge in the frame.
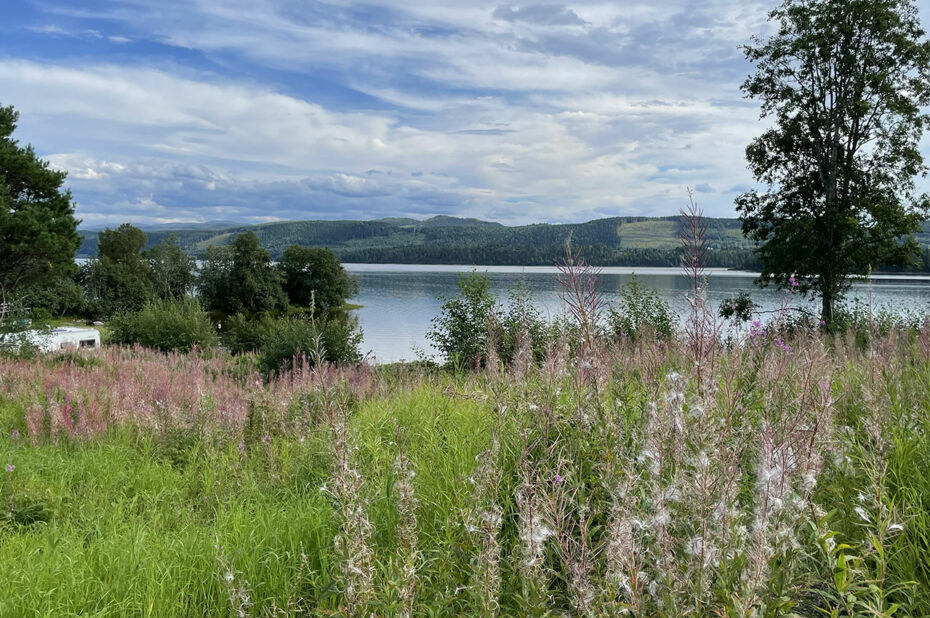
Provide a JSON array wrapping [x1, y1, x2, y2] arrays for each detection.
[[77, 215, 930, 272]]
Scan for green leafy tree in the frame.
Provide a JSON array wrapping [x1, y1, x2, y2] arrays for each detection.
[[427, 271, 498, 368], [0, 104, 81, 322], [278, 244, 357, 313], [737, 0, 930, 325], [199, 231, 287, 315], [145, 234, 196, 300], [607, 276, 673, 340], [81, 223, 153, 317], [22, 277, 84, 319]]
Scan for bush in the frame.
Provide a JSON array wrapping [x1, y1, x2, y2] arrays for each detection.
[[498, 280, 557, 364], [219, 313, 276, 355], [0, 331, 41, 360], [607, 275, 674, 340], [719, 290, 759, 323], [0, 298, 42, 359], [109, 299, 218, 353], [257, 315, 362, 376], [427, 272, 498, 368], [429, 276, 577, 370], [831, 297, 924, 347]]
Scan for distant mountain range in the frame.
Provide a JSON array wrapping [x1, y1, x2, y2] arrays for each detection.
[[77, 215, 930, 270]]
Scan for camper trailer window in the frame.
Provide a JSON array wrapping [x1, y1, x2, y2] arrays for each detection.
[[79, 339, 96, 348]]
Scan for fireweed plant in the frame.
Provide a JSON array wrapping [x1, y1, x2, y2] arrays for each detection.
[[2, 214, 930, 614]]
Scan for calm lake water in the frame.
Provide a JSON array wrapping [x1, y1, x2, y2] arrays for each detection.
[[345, 264, 930, 363]]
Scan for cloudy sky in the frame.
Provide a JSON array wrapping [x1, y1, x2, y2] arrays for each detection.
[[3, 1, 929, 227]]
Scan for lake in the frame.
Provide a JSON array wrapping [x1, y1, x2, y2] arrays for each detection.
[[345, 264, 930, 362]]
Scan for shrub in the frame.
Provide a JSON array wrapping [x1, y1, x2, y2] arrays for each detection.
[[219, 313, 276, 355], [498, 280, 551, 364], [427, 272, 498, 368], [109, 298, 218, 353], [257, 315, 362, 375], [719, 290, 759, 323], [607, 275, 674, 340], [831, 297, 923, 345], [0, 331, 41, 360], [0, 299, 42, 359]]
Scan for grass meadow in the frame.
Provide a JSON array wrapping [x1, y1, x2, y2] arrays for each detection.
[[3, 317, 930, 616]]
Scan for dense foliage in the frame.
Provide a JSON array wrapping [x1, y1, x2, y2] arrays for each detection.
[[606, 275, 674, 340], [199, 232, 288, 315], [0, 103, 81, 321], [427, 272, 498, 368], [215, 311, 363, 374], [18, 277, 84, 319], [145, 235, 197, 301], [255, 315, 362, 375], [69, 228, 364, 372], [278, 245, 357, 313], [738, 0, 930, 324], [108, 299, 218, 353], [80, 223, 153, 318]]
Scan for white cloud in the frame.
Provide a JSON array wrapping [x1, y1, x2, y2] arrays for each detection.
[[0, 57, 765, 223], [9, 0, 926, 226]]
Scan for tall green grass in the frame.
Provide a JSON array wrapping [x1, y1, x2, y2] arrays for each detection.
[[2, 330, 930, 615]]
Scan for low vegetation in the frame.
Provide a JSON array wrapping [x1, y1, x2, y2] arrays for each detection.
[[4, 262, 930, 615], [108, 298, 218, 353]]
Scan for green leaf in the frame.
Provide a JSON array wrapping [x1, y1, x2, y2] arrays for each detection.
[[833, 553, 848, 592]]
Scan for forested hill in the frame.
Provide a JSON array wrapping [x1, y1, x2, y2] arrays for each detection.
[[77, 215, 930, 270]]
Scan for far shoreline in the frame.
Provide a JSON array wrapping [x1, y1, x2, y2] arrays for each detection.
[[341, 263, 930, 282], [72, 257, 930, 282]]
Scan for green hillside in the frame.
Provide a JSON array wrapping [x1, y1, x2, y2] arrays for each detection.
[[77, 214, 930, 271]]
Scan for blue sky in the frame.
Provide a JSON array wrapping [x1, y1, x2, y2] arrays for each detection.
[[2, 0, 929, 227]]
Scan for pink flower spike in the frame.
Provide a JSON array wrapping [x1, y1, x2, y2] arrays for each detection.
[[5, 464, 14, 473], [554, 474, 563, 483]]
